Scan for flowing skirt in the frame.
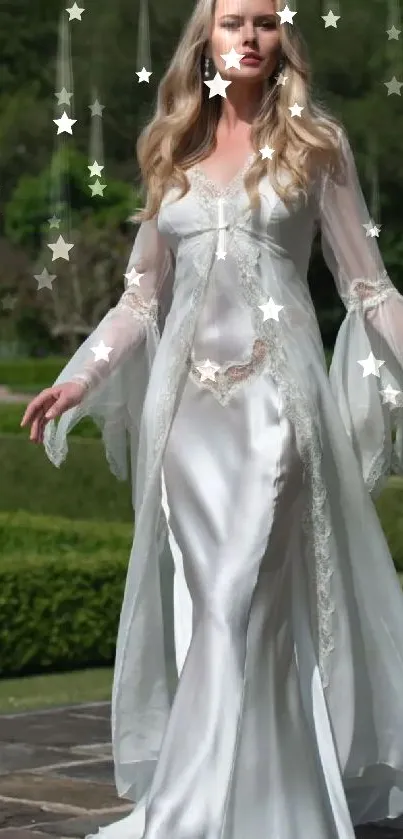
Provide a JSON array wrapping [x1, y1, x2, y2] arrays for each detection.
[[86, 369, 403, 839]]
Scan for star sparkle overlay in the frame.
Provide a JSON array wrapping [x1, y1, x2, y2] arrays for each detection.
[[29, 0, 403, 425]]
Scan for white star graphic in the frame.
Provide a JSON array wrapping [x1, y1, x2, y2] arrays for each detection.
[[66, 3, 85, 20], [380, 384, 401, 406], [220, 46, 244, 69], [387, 25, 400, 40], [89, 179, 107, 196], [259, 145, 276, 160], [357, 351, 385, 378], [47, 235, 74, 262], [33, 268, 57, 290], [216, 247, 227, 260], [55, 87, 73, 106], [277, 5, 297, 24], [289, 103, 304, 118], [384, 76, 403, 95], [363, 220, 381, 238], [88, 161, 104, 178], [258, 298, 284, 322], [47, 215, 61, 229], [277, 71, 289, 86], [136, 67, 153, 83], [1, 293, 17, 311], [195, 359, 221, 382], [89, 99, 104, 117], [322, 10, 340, 28], [53, 111, 77, 135], [124, 267, 145, 287], [91, 340, 113, 363], [204, 72, 232, 99]]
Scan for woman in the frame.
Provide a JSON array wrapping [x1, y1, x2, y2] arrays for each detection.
[[21, 0, 403, 837]]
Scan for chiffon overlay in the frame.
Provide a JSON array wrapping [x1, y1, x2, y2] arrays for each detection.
[[43, 126, 403, 839]]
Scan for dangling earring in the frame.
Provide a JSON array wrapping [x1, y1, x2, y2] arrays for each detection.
[[204, 55, 210, 79]]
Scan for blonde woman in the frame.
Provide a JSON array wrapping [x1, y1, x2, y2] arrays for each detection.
[[21, 0, 403, 837]]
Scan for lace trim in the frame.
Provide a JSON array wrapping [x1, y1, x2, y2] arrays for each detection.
[[188, 152, 256, 201], [228, 209, 334, 689], [344, 271, 398, 313], [189, 339, 271, 406], [361, 409, 403, 499], [44, 408, 126, 481], [116, 289, 159, 322], [69, 372, 93, 392]]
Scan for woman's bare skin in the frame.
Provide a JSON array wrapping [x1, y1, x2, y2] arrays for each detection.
[[195, 125, 254, 187], [20, 381, 87, 444]]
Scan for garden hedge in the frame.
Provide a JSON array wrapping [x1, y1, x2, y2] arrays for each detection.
[[0, 512, 132, 677], [0, 477, 403, 677]]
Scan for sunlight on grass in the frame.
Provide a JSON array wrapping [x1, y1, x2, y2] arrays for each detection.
[[0, 666, 114, 713]]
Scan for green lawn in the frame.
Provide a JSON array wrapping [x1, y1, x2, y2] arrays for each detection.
[[0, 432, 133, 521], [0, 666, 114, 714]]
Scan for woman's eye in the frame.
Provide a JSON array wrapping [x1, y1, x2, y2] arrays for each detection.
[[222, 21, 275, 30]]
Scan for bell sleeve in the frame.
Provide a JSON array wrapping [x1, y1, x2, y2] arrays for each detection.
[[43, 218, 175, 485], [318, 127, 403, 499]]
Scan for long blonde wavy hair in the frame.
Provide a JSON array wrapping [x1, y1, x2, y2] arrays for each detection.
[[132, 0, 344, 223]]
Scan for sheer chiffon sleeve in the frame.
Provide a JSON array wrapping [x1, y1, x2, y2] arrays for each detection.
[[43, 218, 175, 485], [318, 127, 403, 498]]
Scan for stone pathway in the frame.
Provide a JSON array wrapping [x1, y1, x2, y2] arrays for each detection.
[[1, 700, 403, 838], [0, 701, 133, 839]]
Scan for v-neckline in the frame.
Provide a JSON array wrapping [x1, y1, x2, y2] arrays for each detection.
[[190, 152, 256, 197]]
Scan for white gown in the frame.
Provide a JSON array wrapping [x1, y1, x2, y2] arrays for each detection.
[[43, 126, 403, 839]]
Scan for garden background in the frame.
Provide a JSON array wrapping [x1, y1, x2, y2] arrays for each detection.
[[1, 0, 403, 712]]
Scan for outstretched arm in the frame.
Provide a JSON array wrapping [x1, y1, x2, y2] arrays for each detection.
[[67, 217, 175, 395], [317, 127, 403, 496], [40, 216, 175, 478]]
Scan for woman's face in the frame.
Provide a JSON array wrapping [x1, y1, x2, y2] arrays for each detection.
[[208, 0, 281, 85]]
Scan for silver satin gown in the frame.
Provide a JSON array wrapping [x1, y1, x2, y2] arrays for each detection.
[[43, 128, 403, 839]]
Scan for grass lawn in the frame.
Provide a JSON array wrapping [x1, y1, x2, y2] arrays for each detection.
[[0, 666, 114, 714], [0, 433, 133, 521]]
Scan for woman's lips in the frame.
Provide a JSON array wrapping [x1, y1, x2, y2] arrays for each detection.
[[241, 56, 262, 65]]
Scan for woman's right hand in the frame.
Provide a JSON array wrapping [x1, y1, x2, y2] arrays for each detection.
[[20, 380, 88, 444]]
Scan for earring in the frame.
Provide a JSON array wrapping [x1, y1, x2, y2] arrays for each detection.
[[204, 55, 210, 79]]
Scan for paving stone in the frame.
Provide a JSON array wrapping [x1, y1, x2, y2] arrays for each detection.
[[46, 761, 114, 786], [30, 811, 133, 838], [70, 746, 111, 759], [0, 774, 122, 810], [62, 706, 110, 721], [0, 832, 66, 839], [0, 745, 95, 775], [0, 715, 110, 749], [0, 801, 70, 830]]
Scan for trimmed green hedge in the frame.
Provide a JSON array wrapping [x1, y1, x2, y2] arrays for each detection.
[[0, 513, 132, 677], [1, 494, 403, 678]]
